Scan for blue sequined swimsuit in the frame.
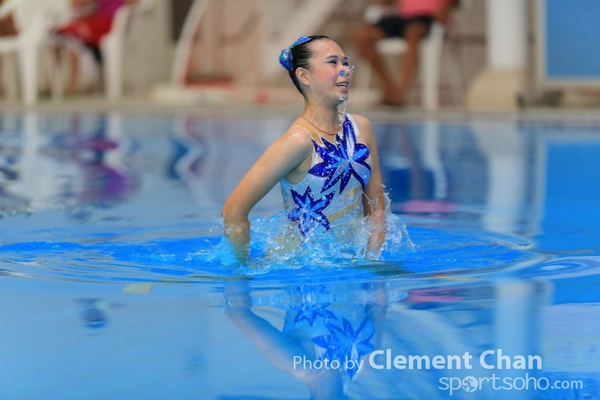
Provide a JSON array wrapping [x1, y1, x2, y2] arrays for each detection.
[[280, 115, 371, 236]]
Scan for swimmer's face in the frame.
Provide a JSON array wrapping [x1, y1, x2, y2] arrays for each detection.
[[305, 39, 351, 103]]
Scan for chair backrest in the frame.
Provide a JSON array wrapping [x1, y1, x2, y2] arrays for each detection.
[[171, 0, 212, 84], [111, 4, 134, 37], [135, 0, 155, 14], [108, 0, 155, 41], [11, 0, 70, 33]]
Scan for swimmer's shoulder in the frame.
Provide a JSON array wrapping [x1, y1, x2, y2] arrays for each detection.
[[277, 123, 314, 155]]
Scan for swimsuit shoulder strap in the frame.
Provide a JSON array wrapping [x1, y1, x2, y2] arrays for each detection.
[[290, 124, 313, 138], [290, 124, 326, 145], [289, 124, 319, 162]]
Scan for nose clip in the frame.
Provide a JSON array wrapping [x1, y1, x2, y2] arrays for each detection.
[[340, 65, 355, 77]]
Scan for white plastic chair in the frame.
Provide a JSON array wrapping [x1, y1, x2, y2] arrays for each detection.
[[171, 0, 211, 86], [100, 4, 134, 101], [0, 0, 69, 105], [356, 4, 445, 110]]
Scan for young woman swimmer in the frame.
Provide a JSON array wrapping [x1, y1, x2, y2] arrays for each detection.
[[222, 35, 387, 263]]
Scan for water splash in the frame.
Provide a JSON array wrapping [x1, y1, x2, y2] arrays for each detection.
[[0, 208, 554, 285]]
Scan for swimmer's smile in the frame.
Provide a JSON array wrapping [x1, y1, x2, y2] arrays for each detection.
[[336, 81, 349, 93]]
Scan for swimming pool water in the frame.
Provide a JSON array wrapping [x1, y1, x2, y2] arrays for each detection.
[[0, 111, 599, 399]]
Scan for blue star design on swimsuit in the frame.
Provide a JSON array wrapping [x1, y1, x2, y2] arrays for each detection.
[[311, 317, 375, 379], [288, 187, 335, 235], [308, 117, 371, 193]]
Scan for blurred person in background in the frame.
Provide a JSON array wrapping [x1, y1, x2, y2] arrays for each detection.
[[352, 0, 458, 107], [53, 0, 137, 93]]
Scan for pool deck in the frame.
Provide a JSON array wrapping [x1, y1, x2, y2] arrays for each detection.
[[1, 94, 600, 125]]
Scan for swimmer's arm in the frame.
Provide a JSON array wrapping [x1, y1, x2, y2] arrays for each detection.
[[222, 128, 312, 263], [355, 116, 386, 256]]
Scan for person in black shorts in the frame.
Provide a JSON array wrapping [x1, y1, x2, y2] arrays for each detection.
[[352, 0, 457, 107]]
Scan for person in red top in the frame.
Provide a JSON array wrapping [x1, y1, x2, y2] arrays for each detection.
[[54, 0, 137, 93], [352, 0, 458, 107], [56, 0, 136, 60]]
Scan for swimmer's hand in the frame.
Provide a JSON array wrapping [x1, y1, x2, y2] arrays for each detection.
[[366, 209, 386, 256], [224, 220, 250, 264]]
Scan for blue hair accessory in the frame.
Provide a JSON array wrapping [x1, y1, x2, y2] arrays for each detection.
[[290, 36, 312, 49], [279, 48, 293, 71], [279, 36, 314, 72]]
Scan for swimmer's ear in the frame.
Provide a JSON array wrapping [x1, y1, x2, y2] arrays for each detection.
[[296, 67, 310, 86]]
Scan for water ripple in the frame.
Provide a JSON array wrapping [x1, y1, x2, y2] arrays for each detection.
[[0, 225, 553, 286]]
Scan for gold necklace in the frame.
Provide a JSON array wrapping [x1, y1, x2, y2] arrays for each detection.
[[301, 115, 340, 136]]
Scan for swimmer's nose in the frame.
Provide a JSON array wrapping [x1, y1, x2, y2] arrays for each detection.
[[340, 65, 355, 77]]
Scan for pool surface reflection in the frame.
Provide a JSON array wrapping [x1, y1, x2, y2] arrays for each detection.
[[0, 111, 599, 399]]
